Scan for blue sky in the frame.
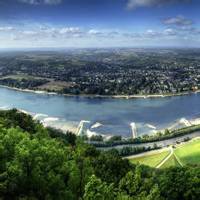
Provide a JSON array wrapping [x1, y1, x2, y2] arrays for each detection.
[[0, 0, 199, 48]]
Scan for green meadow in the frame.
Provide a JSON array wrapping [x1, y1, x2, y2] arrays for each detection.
[[129, 139, 200, 168], [174, 139, 200, 165], [130, 150, 170, 167]]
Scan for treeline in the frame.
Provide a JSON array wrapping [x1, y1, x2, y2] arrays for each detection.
[[92, 125, 200, 147], [116, 144, 160, 157], [0, 109, 199, 199]]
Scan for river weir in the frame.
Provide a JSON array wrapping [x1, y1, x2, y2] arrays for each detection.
[[1, 86, 200, 138]]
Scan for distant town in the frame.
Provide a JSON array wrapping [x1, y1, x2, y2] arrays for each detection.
[[0, 48, 200, 96]]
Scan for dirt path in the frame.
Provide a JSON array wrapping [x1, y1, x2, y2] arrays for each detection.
[[173, 152, 183, 167], [156, 147, 173, 168], [156, 146, 184, 168]]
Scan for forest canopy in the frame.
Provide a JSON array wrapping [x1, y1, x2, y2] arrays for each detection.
[[0, 109, 199, 200]]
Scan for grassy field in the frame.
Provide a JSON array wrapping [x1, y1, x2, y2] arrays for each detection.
[[130, 150, 170, 167], [38, 81, 73, 91], [129, 139, 200, 168], [174, 139, 200, 165], [160, 154, 181, 168]]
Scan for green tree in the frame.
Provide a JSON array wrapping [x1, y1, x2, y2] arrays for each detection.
[[84, 175, 115, 200], [0, 128, 74, 199], [146, 185, 163, 200], [92, 150, 131, 184]]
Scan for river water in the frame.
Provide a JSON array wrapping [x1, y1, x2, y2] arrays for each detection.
[[0, 87, 200, 138]]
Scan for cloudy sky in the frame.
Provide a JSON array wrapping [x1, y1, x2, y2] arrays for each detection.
[[0, 0, 199, 48]]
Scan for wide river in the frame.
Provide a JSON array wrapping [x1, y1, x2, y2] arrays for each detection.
[[0, 86, 200, 138]]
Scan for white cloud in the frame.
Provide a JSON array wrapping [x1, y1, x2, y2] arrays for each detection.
[[1, 23, 200, 48], [163, 28, 176, 35], [0, 26, 15, 31], [127, 0, 191, 9], [12, 26, 84, 40], [59, 27, 81, 34], [88, 29, 120, 38], [145, 29, 161, 37], [88, 29, 102, 35], [22, 30, 38, 35], [163, 15, 193, 26], [19, 0, 62, 5], [161, 15, 199, 36]]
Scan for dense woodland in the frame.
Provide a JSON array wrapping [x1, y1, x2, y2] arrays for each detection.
[[0, 109, 199, 199], [0, 48, 200, 95]]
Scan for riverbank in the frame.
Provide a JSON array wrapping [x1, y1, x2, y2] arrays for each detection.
[[0, 85, 57, 95], [0, 84, 200, 99], [0, 106, 78, 134], [1, 85, 200, 140], [112, 90, 200, 99]]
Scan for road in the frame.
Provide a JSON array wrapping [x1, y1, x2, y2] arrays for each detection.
[[99, 131, 200, 150]]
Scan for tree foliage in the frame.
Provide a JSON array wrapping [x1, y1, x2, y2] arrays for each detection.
[[0, 110, 199, 200]]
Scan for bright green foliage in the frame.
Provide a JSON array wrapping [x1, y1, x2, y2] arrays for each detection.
[[84, 175, 115, 200], [158, 167, 200, 200], [0, 110, 199, 200], [0, 128, 73, 199], [0, 109, 41, 134], [91, 149, 131, 184], [118, 166, 163, 200]]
